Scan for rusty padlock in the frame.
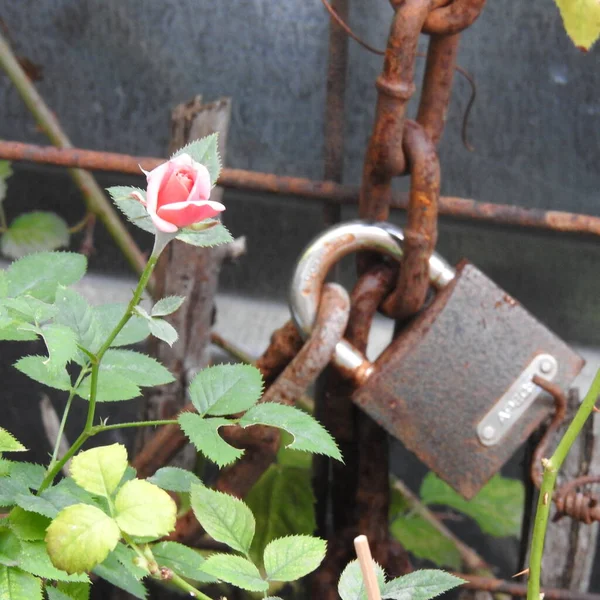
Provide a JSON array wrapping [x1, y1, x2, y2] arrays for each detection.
[[289, 221, 584, 499]]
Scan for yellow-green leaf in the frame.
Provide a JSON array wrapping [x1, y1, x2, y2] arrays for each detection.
[[70, 444, 128, 498], [555, 0, 600, 50], [46, 504, 120, 573], [114, 480, 176, 538]]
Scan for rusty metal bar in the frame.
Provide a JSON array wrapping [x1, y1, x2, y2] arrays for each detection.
[[458, 573, 600, 600], [1, 140, 600, 237]]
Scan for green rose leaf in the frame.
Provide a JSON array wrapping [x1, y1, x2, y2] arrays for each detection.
[[263, 535, 326, 582], [107, 187, 155, 234], [151, 296, 185, 317], [188, 364, 263, 416], [45, 504, 120, 573], [114, 480, 176, 538], [338, 559, 386, 600], [1, 212, 70, 259], [55, 582, 91, 600], [178, 414, 242, 467], [147, 317, 178, 347], [0, 296, 58, 323], [147, 467, 202, 493], [245, 464, 316, 567], [14, 356, 72, 391], [76, 372, 141, 402], [94, 303, 150, 347], [6, 252, 86, 302], [0, 428, 26, 453], [17, 539, 89, 582], [70, 444, 128, 498], [176, 223, 233, 248], [93, 551, 147, 599], [54, 287, 102, 357], [200, 554, 267, 593], [0, 565, 42, 600], [239, 403, 342, 461], [390, 515, 461, 570], [420, 473, 524, 538], [382, 570, 465, 600], [151, 541, 216, 583], [190, 484, 255, 554], [172, 134, 221, 185], [39, 324, 78, 372], [0, 529, 21, 567], [96, 349, 175, 387], [9, 508, 50, 541]]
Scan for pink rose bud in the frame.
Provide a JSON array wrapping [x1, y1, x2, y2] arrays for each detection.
[[136, 154, 225, 233]]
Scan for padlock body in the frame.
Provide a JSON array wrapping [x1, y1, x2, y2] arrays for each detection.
[[352, 261, 584, 499]]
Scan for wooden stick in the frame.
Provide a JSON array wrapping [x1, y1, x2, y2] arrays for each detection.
[[354, 535, 382, 600]]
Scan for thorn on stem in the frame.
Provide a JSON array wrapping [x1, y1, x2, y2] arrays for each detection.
[[512, 567, 529, 578], [543, 492, 549, 505]]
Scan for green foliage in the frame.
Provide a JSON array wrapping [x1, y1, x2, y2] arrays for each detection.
[[381, 570, 465, 600], [39, 324, 78, 372], [0, 428, 26, 453], [147, 467, 202, 493], [16, 539, 89, 583], [45, 505, 120, 574], [93, 551, 147, 599], [69, 444, 128, 498], [151, 542, 216, 583], [245, 464, 316, 567], [188, 364, 263, 416], [176, 223, 233, 248], [4, 252, 86, 302], [55, 582, 91, 600], [200, 554, 267, 593], [420, 473, 524, 537], [107, 187, 155, 234], [338, 560, 464, 600], [178, 414, 242, 467], [76, 372, 141, 402], [263, 535, 326, 582], [190, 485, 255, 554], [151, 296, 185, 317], [390, 515, 461, 570], [133, 306, 178, 347], [113, 480, 176, 538], [553, 0, 600, 50], [338, 559, 386, 600], [0, 565, 42, 600], [9, 509, 50, 542], [240, 403, 342, 461], [172, 134, 221, 185], [1, 212, 69, 259], [54, 287, 102, 357], [94, 303, 149, 347], [14, 356, 71, 390]]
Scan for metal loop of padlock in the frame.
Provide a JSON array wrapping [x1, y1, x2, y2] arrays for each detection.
[[290, 220, 584, 498], [289, 220, 455, 381]]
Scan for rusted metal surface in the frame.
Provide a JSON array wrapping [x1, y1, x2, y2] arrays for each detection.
[[2, 141, 600, 237], [423, 0, 486, 34], [416, 33, 461, 145], [132, 319, 303, 478], [352, 262, 584, 498], [169, 283, 350, 544], [313, 266, 402, 598], [458, 574, 600, 600], [359, 0, 432, 222], [531, 377, 600, 524], [382, 120, 440, 319]]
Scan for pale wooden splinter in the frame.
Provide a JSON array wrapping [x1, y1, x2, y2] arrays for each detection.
[[354, 535, 382, 600]]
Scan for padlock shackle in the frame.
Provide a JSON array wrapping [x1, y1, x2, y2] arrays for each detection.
[[289, 220, 455, 377]]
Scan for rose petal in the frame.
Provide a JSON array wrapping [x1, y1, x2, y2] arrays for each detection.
[[157, 200, 224, 229], [158, 169, 193, 207], [187, 164, 212, 202], [150, 211, 179, 233], [145, 161, 173, 213], [170, 153, 195, 168]]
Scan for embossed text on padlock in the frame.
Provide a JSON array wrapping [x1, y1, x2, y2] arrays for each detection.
[[289, 221, 585, 499]]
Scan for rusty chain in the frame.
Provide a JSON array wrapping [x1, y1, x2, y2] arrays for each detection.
[[359, 0, 485, 320]]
